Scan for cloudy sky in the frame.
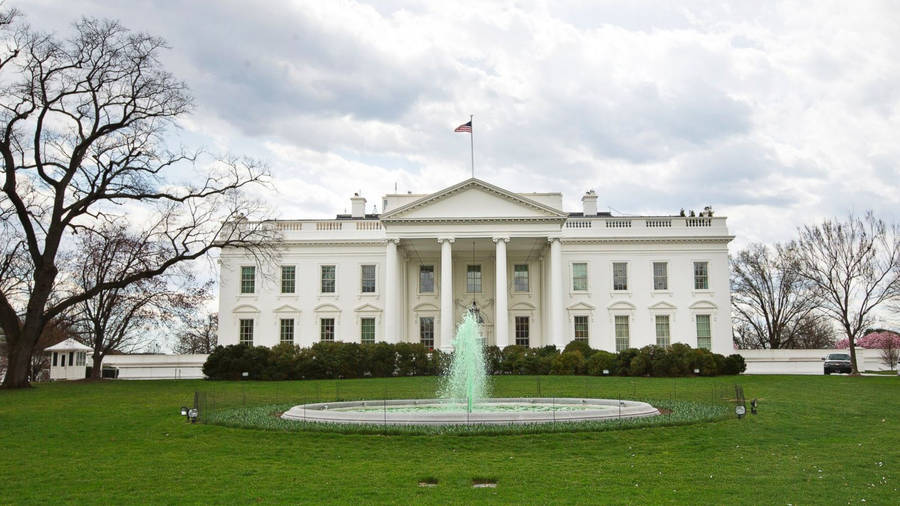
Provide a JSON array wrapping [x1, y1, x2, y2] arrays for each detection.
[[13, 0, 900, 249]]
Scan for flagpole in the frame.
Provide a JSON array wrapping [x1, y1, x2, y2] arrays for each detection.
[[469, 114, 474, 178]]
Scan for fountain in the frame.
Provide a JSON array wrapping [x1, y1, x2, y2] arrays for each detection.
[[438, 311, 490, 413], [281, 310, 660, 426]]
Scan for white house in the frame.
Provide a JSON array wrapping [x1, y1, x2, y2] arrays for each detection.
[[45, 338, 92, 380], [218, 178, 734, 353]]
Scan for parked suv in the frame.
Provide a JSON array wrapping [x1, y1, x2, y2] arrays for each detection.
[[823, 353, 852, 374]]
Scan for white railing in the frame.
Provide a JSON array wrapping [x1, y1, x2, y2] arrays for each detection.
[[645, 219, 671, 227], [686, 218, 712, 227], [565, 219, 592, 228], [606, 219, 632, 228], [355, 221, 382, 230], [316, 222, 342, 231], [276, 222, 303, 231]]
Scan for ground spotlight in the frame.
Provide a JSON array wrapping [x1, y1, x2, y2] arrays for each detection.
[[188, 408, 199, 423]]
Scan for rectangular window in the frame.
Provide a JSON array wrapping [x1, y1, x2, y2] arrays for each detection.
[[615, 315, 630, 352], [321, 265, 336, 293], [61, 354, 66, 367], [419, 317, 434, 349], [361, 317, 375, 344], [52, 352, 58, 367], [514, 264, 529, 292], [239, 319, 254, 346], [572, 263, 588, 291], [653, 262, 668, 290], [574, 316, 589, 342], [280, 318, 294, 345], [655, 315, 670, 347], [694, 262, 709, 290], [515, 316, 530, 347], [419, 265, 434, 293], [696, 314, 711, 350], [361, 264, 376, 293], [76, 352, 86, 366], [281, 265, 296, 294], [320, 318, 335, 342], [69, 352, 74, 365], [240, 266, 255, 294], [613, 262, 628, 291], [467, 265, 482, 293]]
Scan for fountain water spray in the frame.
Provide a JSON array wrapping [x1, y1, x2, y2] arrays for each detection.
[[438, 311, 491, 412]]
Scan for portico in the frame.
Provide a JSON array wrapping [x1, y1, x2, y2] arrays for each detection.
[[378, 179, 570, 349], [380, 234, 562, 350]]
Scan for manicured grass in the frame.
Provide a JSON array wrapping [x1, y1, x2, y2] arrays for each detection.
[[1, 375, 897, 504]]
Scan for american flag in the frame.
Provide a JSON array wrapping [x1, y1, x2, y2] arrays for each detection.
[[454, 120, 472, 133]]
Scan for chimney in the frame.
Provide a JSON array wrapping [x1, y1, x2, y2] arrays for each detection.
[[350, 193, 366, 218], [581, 190, 598, 216]]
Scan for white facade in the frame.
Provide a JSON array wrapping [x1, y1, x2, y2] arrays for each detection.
[[218, 179, 734, 353]]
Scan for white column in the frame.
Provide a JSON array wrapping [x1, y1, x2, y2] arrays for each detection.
[[439, 237, 454, 351], [493, 236, 509, 348], [549, 237, 565, 348], [384, 239, 398, 342]]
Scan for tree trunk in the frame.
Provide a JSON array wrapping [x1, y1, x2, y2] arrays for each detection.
[[2, 342, 33, 388], [90, 354, 103, 379], [848, 341, 861, 376]]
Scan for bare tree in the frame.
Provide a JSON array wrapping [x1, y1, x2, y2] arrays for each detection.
[[795, 212, 900, 374], [730, 243, 820, 349], [791, 315, 836, 349], [70, 225, 210, 378], [0, 13, 274, 388], [174, 312, 217, 354], [879, 337, 899, 371]]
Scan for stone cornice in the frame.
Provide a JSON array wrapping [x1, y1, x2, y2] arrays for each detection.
[[560, 236, 735, 245], [276, 240, 388, 247]]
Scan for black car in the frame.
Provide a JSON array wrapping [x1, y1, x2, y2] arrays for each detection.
[[823, 353, 852, 374]]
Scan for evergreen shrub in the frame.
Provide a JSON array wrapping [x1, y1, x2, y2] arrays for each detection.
[[203, 341, 747, 380]]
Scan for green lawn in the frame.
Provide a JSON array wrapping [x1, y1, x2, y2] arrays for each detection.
[[0, 375, 896, 504]]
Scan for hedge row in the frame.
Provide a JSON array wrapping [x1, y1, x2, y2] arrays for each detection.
[[203, 341, 745, 380]]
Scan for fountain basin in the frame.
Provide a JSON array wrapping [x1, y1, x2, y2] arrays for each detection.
[[281, 397, 660, 426]]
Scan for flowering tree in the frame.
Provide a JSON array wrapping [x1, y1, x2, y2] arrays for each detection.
[[836, 331, 900, 371]]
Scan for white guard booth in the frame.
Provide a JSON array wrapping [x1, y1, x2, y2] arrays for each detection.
[[46, 339, 92, 380]]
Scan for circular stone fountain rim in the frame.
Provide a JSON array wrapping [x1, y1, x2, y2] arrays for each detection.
[[281, 397, 660, 426]]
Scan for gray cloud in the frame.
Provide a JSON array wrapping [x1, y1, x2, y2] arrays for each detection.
[[10, 0, 900, 249]]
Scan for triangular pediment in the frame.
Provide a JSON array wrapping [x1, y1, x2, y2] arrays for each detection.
[[354, 303, 382, 313], [649, 301, 677, 310], [567, 302, 596, 311], [381, 178, 567, 221]]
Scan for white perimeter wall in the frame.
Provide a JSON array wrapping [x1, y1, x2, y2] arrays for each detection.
[[102, 354, 207, 380], [737, 348, 896, 374]]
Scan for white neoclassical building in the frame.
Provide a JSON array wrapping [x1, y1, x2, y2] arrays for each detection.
[[218, 178, 733, 353]]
